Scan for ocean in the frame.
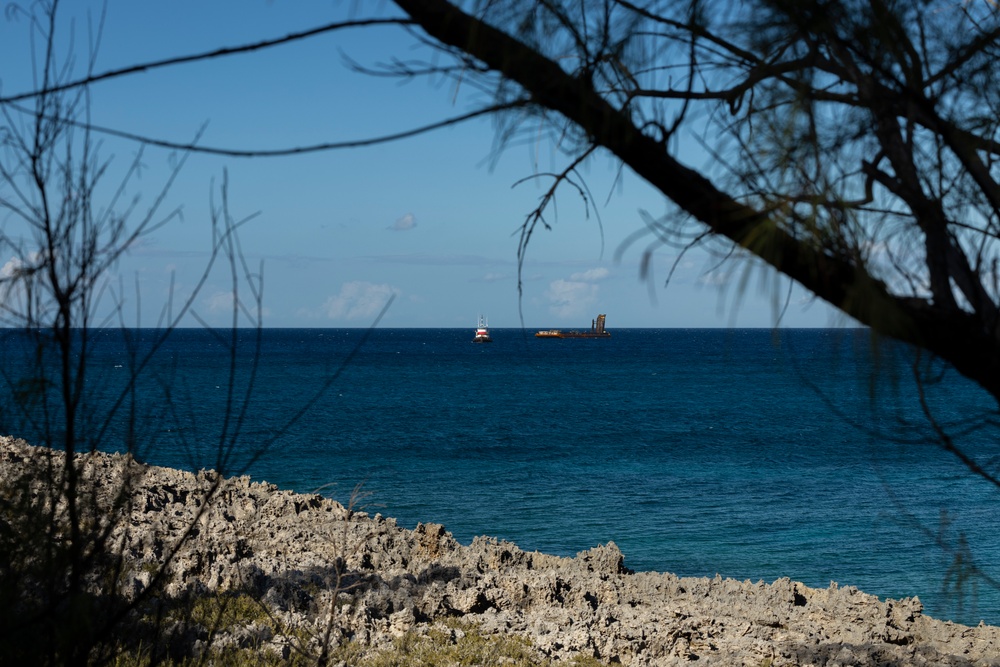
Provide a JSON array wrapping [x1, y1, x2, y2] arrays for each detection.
[[6, 326, 1000, 626]]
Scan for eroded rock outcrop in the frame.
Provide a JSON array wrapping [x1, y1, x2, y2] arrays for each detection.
[[3, 436, 999, 666]]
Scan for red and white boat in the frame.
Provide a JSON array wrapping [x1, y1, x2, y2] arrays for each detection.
[[473, 315, 492, 343]]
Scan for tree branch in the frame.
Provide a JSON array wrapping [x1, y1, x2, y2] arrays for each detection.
[[0, 18, 412, 105], [2, 100, 528, 157], [392, 0, 1000, 402]]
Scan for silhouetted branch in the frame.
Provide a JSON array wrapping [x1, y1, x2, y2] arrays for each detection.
[[2, 99, 531, 157], [0, 18, 413, 105], [391, 0, 1000, 404]]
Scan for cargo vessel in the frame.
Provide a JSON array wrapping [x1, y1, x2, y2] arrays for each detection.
[[535, 314, 610, 338]]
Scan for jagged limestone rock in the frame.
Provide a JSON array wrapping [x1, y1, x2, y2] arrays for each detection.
[[2, 436, 999, 666]]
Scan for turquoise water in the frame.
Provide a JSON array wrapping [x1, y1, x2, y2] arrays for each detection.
[[5, 327, 1000, 625]]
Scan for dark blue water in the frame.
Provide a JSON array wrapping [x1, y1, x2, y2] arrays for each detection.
[[6, 327, 1000, 626]]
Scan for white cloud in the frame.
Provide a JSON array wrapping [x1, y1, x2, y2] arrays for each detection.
[[321, 281, 399, 320], [545, 279, 599, 318], [388, 213, 417, 231], [542, 267, 608, 317], [698, 270, 733, 287], [569, 267, 610, 282], [0, 254, 42, 313], [0, 256, 24, 280], [0, 257, 26, 313], [0, 251, 44, 279], [204, 291, 236, 314], [200, 291, 271, 322]]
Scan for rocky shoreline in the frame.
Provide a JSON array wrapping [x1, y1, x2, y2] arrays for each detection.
[[3, 436, 1000, 666]]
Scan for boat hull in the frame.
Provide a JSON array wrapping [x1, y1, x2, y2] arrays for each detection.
[[534, 331, 610, 338]]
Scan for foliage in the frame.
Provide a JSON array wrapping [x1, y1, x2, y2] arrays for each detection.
[[0, 2, 263, 664], [105, 610, 608, 667], [186, 591, 274, 634], [332, 619, 610, 666], [388, 0, 1000, 401], [381, 0, 1000, 487]]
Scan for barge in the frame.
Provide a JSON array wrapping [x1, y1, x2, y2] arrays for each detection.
[[535, 314, 610, 338]]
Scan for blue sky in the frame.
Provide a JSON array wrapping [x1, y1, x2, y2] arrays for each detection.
[[0, 1, 850, 328]]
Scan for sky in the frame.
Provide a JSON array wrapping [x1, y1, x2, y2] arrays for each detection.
[[0, 1, 852, 329]]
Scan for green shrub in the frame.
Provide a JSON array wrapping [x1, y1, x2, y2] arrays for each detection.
[[329, 620, 608, 667]]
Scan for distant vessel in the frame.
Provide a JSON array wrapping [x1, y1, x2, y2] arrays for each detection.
[[473, 315, 492, 343], [535, 314, 611, 338]]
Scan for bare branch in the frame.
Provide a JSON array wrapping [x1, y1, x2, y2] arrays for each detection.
[[0, 18, 414, 105], [2, 99, 530, 157]]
